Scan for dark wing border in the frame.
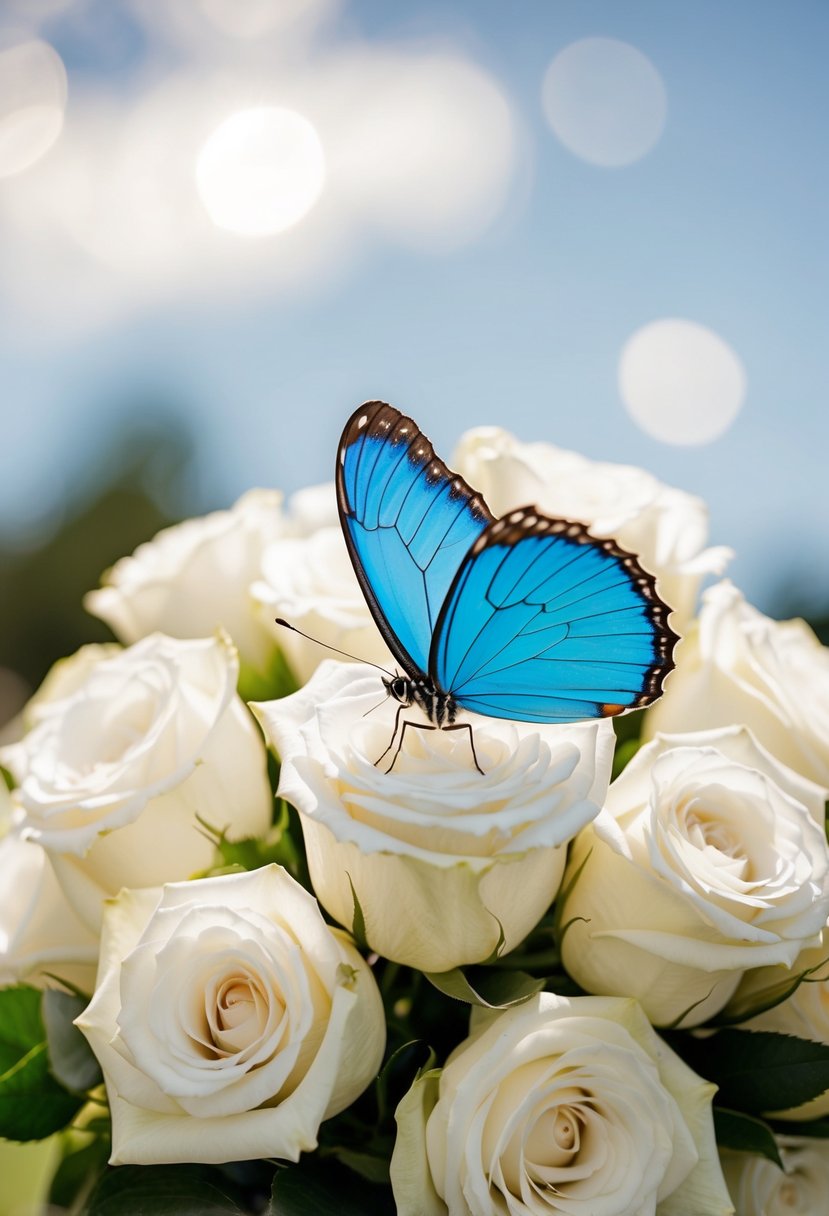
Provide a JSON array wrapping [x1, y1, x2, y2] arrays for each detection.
[[430, 504, 680, 710], [336, 400, 495, 679]]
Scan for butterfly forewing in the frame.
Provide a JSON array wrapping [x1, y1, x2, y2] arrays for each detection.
[[336, 401, 494, 678], [430, 507, 678, 722]]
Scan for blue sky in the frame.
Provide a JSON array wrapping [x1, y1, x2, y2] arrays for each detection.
[[1, 0, 826, 616]]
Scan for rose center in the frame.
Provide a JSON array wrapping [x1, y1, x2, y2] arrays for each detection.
[[218, 981, 255, 1031], [525, 1101, 583, 1168], [776, 1178, 800, 1208], [208, 974, 275, 1053], [552, 1107, 577, 1152], [681, 802, 750, 873]]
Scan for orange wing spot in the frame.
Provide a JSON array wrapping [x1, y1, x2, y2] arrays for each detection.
[[601, 703, 625, 717]]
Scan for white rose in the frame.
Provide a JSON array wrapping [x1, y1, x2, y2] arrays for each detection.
[[728, 930, 829, 1120], [253, 661, 613, 972], [1, 633, 272, 931], [252, 523, 393, 686], [560, 727, 829, 1027], [84, 490, 285, 696], [645, 581, 829, 787], [0, 782, 98, 991], [721, 1137, 829, 1215], [0, 830, 98, 992], [453, 426, 730, 629], [284, 481, 340, 533], [75, 866, 385, 1164], [391, 993, 733, 1216]]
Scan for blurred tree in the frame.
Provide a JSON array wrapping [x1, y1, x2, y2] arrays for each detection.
[[770, 580, 829, 647], [0, 413, 197, 722]]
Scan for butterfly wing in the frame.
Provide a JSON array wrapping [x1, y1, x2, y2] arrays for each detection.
[[431, 507, 678, 722], [337, 401, 494, 678]]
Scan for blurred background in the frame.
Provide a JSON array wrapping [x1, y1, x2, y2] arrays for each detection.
[[1, 0, 827, 720]]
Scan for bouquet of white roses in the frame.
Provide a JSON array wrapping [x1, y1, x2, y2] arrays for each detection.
[[2, 406, 828, 1216]]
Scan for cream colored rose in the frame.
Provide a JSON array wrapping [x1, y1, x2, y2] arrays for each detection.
[[391, 993, 732, 1216], [721, 1137, 829, 1215], [1, 633, 272, 931], [645, 581, 829, 787], [252, 500, 393, 684], [560, 727, 829, 1027], [253, 661, 613, 972], [284, 481, 340, 533], [0, 781, 98, 990], [729, 930, 829, 1120], [76, 866, 385, 1164], [0, 830, 98, 992], [84, 490, 285, 694], [453, 427, 730, 628]]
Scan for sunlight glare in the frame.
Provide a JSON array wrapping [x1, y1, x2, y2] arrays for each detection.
[[0, 39, 67, 179], [196, 106, 325, 238], [334, 53, 518, 249], [198, 0, 336, 40]]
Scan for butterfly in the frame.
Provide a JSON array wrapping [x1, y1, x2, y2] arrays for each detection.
[[336, 401, 678, 772]]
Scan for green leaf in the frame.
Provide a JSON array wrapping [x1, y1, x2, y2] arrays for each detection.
[[425, 965, 544, 1009], [713, 1108, 783, 1167], [611, 737, 641, 780], [326, 1147, 390, 1185], [87, 1165, 246, 1215], [195, 801, 301, 879], [49, 1135, 112, 1211], [270, 1158, 395, 1215], [347, 874, 369, 952], [713, 955, 829, 1026], [670, 1029, 829, 1113], [768, 1116, 829, 1139], [239, 646, 299, 703], [375, 1040, 434, 1125], [612, 710, 642, 749], [0, 985, 84, 1140], [0, 1042, 84, 1141], [42, 988, 103, 1093], [0, 984, 43, 1066]]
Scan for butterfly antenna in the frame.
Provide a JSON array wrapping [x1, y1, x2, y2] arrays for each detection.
[[274, 619, 395, 679], [362, 693, 390, 719]]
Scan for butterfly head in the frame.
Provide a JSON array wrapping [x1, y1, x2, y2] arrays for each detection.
[[383, 674, 414, 707]]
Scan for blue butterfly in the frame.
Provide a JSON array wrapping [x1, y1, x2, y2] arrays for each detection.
[[337, 401, 678, 772]]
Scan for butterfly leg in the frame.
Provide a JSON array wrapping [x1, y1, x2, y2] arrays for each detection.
[[374, 703, 405, 767], [380, 719, 484, 776], [441, 722, 484, 775], [382, 719, 437, 774]]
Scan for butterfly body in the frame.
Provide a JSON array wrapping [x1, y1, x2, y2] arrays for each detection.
[[337, 401, 678, 763], [383, 672, 458, 728]]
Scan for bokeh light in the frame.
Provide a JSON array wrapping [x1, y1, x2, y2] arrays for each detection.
[[541, 37, 666, 167], [0, 39, 67, 179], [619, 318, 747, 445], [198, 0, 336, 40], [332, 52, 518, 248], [196, 106, 326, 238]]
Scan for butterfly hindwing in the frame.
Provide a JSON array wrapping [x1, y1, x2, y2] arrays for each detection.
[[337, 401, 494, 677], [430, 507, 678, 722]]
